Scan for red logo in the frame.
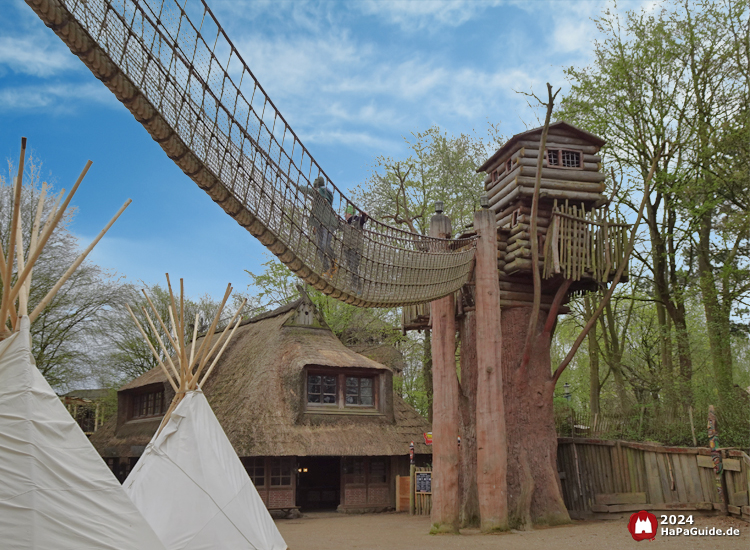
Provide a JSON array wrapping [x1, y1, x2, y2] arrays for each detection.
[[627, 511, 657, 541]]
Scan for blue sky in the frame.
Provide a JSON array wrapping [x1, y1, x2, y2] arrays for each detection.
[[0, 0, 649, 300]]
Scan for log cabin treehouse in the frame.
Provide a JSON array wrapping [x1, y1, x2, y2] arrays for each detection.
[[402, 121, 628, 331], [92, 294, 431, 514]]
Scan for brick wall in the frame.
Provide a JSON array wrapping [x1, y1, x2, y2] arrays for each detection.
[[345, 487, 367, 506], [268, 489, 294, 508], [368, 486, 389, 505]]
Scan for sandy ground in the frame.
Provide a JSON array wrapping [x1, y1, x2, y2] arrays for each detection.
[[276, 511, 749, 550]]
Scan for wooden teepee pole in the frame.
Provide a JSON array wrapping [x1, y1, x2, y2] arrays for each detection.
[[0, 138, 27, 332], [129, 277, 245, 435], [29, 199, 131, 323], [1, 138, 129, 341]]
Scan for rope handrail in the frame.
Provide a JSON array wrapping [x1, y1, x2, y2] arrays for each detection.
[[25, 0, 477, 307]]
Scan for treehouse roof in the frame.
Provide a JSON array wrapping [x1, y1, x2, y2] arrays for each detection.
[[478, 121, 606, 173]]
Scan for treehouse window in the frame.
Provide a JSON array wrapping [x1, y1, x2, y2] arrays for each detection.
[[307, 374, 337, 404], [270, 458, 293, 486], [346, 376, 374, 406], [131, 388, 164, 418], [545, 149, 582, 169], [510, 208, 520, 229]]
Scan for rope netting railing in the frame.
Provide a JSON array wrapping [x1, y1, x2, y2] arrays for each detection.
[[25, 0, 477, 307]]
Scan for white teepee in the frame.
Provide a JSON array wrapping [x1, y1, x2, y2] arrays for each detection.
[[122, 280, 287, 550], [124, 390, 287, 550], [0, 319, 166, 549], [0, 138, 164, 550]]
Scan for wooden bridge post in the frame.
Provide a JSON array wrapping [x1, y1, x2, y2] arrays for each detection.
[[474, 200, 508, 531], [429, 203, 460, 534]]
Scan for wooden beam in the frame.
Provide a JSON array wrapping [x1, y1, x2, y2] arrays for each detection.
[[474, 206, 508, 532], [591, 502, 713, 513], [429, 210, 459, 534], [594, 492, 647, 505]]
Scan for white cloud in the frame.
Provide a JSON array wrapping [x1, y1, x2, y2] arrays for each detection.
[[300, 128, 399, 152], [552, 18, 596, 54], [0, 82, 117, 113], [0, 34, 79, 77], [355, 0, 505, 30]]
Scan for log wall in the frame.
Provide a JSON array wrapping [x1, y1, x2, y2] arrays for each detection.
[[557, 438, 750, 522]]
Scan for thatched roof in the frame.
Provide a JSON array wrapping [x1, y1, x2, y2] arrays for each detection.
[[92, 298, 431, 458], [61, 389, 109, 400]]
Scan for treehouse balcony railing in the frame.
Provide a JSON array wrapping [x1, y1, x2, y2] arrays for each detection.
[[542, 201, 630, 282]]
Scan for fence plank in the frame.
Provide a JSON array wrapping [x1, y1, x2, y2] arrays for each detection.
[[698, 461, 713, 503], [620, 444, 632, 493], [595, 492, 647, 505], [724, 459, 741, 472], [644, 452, 664, 504], [657, 453, 677, 503], [592, 502, 713, 513], [671, 454, 688, 502], [679, 454, 702, 503]]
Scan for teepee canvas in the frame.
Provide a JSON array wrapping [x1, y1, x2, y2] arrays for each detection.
[[0, 318, 165, 549], [124, 390, 287, 550], [122, 280, 287, 550], [0, 138, 164, 549]]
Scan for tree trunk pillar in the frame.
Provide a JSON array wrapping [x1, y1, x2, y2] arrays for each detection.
[[429, 206, 459, 534], [473, 206, 508, 532], [458, 311, 479, 528]]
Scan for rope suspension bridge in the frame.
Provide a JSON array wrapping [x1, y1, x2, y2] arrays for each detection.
[[25, 0, 477, 308]]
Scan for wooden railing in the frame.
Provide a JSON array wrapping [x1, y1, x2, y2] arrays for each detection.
[[543, 201, 630, 282], [557, 438, 750, 522]]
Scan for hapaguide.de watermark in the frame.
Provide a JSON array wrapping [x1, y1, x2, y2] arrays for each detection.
[[627, 511, 741, 541]]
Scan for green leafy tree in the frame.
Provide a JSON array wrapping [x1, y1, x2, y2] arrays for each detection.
[[0, 156, 130, 391], [559, 0, 750, 412]]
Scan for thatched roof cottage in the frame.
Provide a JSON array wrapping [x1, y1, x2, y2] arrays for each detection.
[[91, 295, 432, 513]]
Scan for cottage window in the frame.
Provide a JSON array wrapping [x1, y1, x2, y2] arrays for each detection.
[[343, 457, 366, 484], [305, 370, 379, 410], [369, 458, 387, 484], [307, 374, 337, 404], [545, 149, 582, 169], [506, 159, 513, 173], [132, 388, 164, 418], [270, 458, 293, 486], [345, 376, 374, 406], [244, 457, 265, 487]]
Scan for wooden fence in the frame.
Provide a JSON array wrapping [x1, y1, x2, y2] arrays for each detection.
[[396, 468, 432, 515], [555, 406, 710, 447], [557, 438, 750, 522]]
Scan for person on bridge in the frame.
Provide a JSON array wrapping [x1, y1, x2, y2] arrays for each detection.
[[343, 204, 368, 295], [301, 176, 338, 276]]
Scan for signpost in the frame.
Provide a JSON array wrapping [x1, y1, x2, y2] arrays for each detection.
[[416, 471, 432, 494]]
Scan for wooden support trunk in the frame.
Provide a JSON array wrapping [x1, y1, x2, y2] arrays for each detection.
[[429, 211, 460, 534], [474, 207, 508, 532], [501, 307, 571, 528]]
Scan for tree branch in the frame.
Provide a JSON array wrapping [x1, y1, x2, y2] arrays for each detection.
[[552, 150, 662, 385], [520, 83, 560, 371]]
